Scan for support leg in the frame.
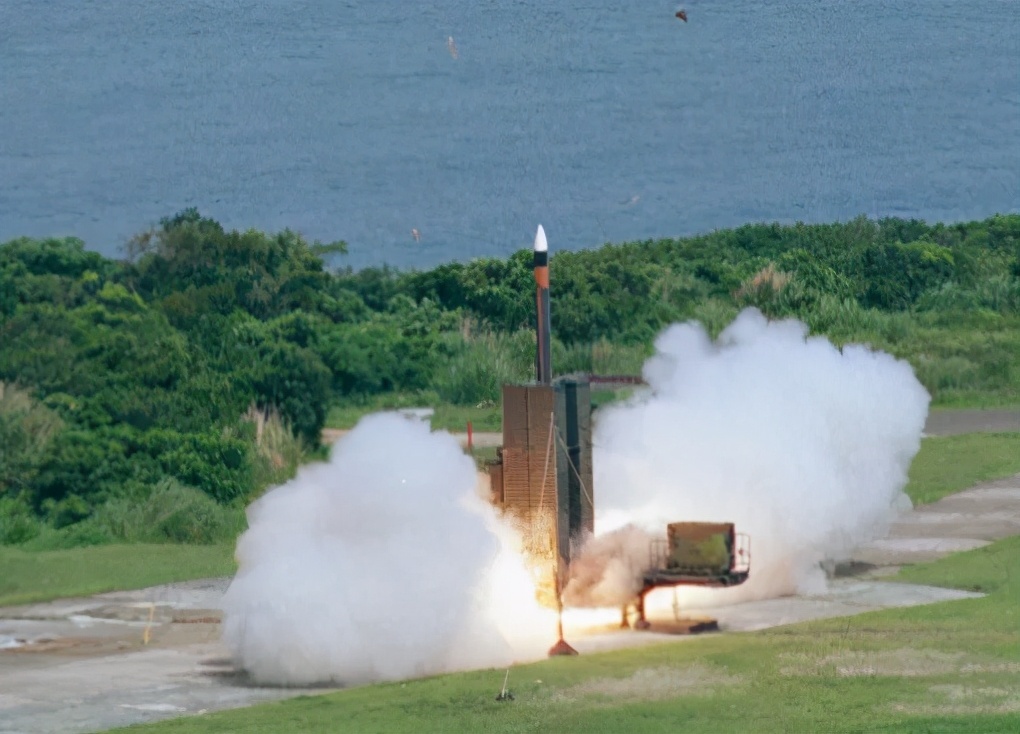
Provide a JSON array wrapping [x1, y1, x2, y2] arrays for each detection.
[[634, 590, 651, 630]]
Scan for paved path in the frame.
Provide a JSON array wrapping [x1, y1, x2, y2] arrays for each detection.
[[0, 580, 323, 734], [923, 409, 1019, 436], [852, 473, 1020, 566]]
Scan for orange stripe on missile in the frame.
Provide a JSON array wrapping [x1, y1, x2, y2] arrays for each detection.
[[535, 267, 549, 289]]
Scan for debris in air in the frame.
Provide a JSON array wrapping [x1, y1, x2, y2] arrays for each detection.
[[675, 9, 688, 22], [447, 36, 458, 59], [495, 669, 515, 701]]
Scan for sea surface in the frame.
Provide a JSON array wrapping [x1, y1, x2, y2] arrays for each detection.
[[1, 1, 1018, 269]]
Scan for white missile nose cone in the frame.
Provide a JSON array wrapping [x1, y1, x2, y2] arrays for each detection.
[[534, 224, 548, 253]]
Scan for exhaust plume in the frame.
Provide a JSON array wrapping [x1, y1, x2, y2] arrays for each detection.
[[562, 524, 654, 607], [222, 413, 552, 686], [568, 308, 929, 609]]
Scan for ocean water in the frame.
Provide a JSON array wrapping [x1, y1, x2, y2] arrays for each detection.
[[1, 0, 1017, 269]]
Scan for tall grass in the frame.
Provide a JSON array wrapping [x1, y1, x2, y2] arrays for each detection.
[[0, 496, 42, 545], [92, 479, 245, 544], [19, 478, 246, 550], [791, 304, 1020, 406], [430, 329, 655, 406], [243, 405, 307, 492], [690, 299, 740, 338], [554, 338, 650, 377], [431, 329, 534, 404], [0, 381, 63, 499], [351, 303, 1020, 411]]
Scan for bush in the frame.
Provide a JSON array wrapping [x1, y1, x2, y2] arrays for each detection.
[[91, 478, 245, 544], [0, 382, 64, 497], [140, 429, 255, 502], [243, 406, 307, 494], [22, 522, 115, 550], [0, 496, 42, 545], [251, 340, 332, 444]]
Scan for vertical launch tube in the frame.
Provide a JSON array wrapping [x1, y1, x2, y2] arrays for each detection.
[[534, 225, 552, 385]]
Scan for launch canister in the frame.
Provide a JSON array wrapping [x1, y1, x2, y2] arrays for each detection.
[[534, 224, 552, 385]]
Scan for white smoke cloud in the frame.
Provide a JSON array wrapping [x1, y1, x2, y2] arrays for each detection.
[[222, 308, 930, 684], [581, 308, 929, 609], [221, 413, 553, 686]]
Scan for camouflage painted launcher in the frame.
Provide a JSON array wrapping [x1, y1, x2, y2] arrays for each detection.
[[667, 522, 734, 575], [644, 522, 751, 588]]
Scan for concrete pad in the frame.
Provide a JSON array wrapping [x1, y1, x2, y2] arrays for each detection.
[[0, 641, 326, 734], [548, 579, 982, 654], [888, 514, 1020, 541], [850, 473, 1020, 566], [858, 537, 990, 554], [852, 538, 990, 565], [0, 580, 274, 734], [713, 580, 982, 632], [929, 485, 1020, 507], [0, 578, 231, 624]]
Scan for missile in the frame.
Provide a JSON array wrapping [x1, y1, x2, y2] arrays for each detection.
[[534, 224, 552, 385]]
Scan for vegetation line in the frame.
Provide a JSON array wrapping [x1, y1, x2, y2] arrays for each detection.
[[2, 211, 1018, 549]]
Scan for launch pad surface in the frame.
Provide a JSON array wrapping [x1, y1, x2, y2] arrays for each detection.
[[631, 618, 720, 635], [0, 576, 985, 734], [4, 469, 1017, 733]]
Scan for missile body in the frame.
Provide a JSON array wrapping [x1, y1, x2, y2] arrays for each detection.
[[534, 225, 552, 385]]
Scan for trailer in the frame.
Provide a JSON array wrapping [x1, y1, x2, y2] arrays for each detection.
[[625, 521, 751, 630]]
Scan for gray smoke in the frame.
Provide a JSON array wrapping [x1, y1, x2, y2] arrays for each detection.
[[562, 524, 655, 607]]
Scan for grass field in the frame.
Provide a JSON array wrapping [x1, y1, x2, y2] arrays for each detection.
[[115, 536, 1020, 733], [904, 432, 1020, 505], [0, 544, 236, 607]]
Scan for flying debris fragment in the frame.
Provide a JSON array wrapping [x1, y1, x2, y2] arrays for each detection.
[[447, 36, 458, 59], [675, 9, 688, 22], [411, 228, 421, 243]]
